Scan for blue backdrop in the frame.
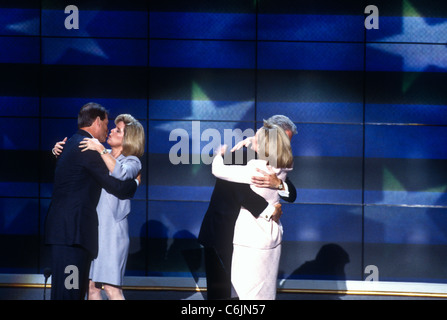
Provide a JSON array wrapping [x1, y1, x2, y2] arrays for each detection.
[[1, 0, 447, 284]]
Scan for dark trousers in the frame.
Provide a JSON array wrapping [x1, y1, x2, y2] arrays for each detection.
[[204, 247, 236, 300], [50, 245, 92, 300]]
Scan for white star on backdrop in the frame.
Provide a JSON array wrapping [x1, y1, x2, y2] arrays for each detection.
[[6, 17, 39, 34], [7, 10, 108, 63], [368, 6, 447, 72], [155, 82, 254, 137]]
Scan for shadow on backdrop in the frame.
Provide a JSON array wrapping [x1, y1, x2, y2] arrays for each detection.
[[285, 243, 350, 300]]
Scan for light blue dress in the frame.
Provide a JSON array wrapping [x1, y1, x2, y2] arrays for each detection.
[[89, 153, 141, 286]]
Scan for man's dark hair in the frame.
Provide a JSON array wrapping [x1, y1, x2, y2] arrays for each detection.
[[77, 102, 109, 128]]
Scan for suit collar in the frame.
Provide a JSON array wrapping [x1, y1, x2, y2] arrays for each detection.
[[77, 129, 94, 138]]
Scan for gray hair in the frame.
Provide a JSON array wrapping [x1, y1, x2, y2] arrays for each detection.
[[266, 115, 297, 136]]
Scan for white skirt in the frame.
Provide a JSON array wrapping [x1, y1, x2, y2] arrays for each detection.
[[231, 208, 283, 300], [231, 243, 281, 300]]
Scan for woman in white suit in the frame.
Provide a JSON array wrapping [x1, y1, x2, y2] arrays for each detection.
[[53, 114, 145, 300], [211, 121, 293, 300]]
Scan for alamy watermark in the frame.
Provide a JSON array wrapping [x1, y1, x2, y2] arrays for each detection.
[[64, 5, 79, 30], [64, 5, 379, 31], [364, 264, 379, 282], [168, 121, 279, 167], [64, 265, 79, 290], [364, 5, 379, 30]]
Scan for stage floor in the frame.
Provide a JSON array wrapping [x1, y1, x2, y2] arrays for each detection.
[[0, 287, 444, 300]]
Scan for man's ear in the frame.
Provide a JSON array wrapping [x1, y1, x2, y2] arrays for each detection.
[[94, 116, 101, 127], [285, 129, 293, 141]]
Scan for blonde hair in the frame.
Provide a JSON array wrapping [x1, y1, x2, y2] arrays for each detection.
[[115, 114, 145, 158], [256, 120, 293, 169]]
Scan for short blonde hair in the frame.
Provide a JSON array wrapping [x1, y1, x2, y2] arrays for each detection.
[[115, 114, 145, 158], [256, 120, 293, 169]]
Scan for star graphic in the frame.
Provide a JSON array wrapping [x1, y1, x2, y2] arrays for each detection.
[[368, 166, 447, 206], [42, 37, 108, 64], [155, 82, 254, 172], [5, 17, 39, 34], [155, 82, 254, 135], [7, 10, 108, 63], [369, 17, 447, 72], [365, 167, 447, 245], [372, 43, 447, 73], [368, 0, 447, 90]]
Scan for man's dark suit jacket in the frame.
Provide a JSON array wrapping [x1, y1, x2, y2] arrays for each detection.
[[198, 148, 296, 271], [45, 129, 137, 258]]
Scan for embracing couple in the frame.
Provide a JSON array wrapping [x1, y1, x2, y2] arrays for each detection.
[[199, 115, 297, 300], [46, 102, 145, 300]]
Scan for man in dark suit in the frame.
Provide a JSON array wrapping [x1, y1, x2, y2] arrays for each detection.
[[198, 115, 297, 300], [45, 102, 139, 300]]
